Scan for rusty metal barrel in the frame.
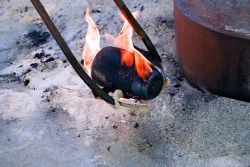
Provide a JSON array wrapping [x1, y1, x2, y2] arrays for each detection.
[[174, 0, 250, 102]]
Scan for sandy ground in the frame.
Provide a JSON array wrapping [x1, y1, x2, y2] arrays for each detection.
[[0, 0, 250, 167]]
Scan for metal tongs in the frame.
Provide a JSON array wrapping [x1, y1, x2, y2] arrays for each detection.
[[30, 0, 164, 109]]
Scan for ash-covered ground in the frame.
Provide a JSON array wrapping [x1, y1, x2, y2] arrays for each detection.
[[0, 0, 250, 167]]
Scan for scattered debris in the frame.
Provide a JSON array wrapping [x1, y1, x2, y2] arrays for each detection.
[[91, 9, 101, 13], [134, 123, 139, 128], [176, 76, 183, 81], [147, 142, 153, 148], [44, 57, 55, 63], [19, 6, 30, 13], [130, 112, 137, 116], [30, 63, 38, 68], [168, 90, 176, 97], [23, 69, 32, 76], [163, 19, 174, 29], [174, 83, 181, 88], [24, 79, 30, 86], [34, 52, 45, 59], [43, 88, 51, 93], [140, 6, 144, 11], [45, 54, 51, 58], [24, 6, 29, 12]]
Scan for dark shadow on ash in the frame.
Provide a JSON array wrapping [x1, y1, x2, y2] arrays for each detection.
[[24, 30, 50, 47], [17, 23, 51, 49]]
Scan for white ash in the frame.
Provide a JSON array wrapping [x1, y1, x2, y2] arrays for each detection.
[[0, 0, 250, 167]]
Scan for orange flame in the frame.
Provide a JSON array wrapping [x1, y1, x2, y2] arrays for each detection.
[[83, 9, 152, 80], [106, 12, 152, 80], [82, 8, 100, 73]]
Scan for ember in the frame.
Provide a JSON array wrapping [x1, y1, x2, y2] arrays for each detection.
[[82, 8, 164, 100]]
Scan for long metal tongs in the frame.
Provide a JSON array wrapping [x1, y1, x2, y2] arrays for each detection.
[[30, 0, 162, 106]]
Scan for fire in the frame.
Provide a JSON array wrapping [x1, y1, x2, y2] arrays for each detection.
[[83, 9, 152, 80], [116, 12, 152, 80], [82, 8, 100, 73]]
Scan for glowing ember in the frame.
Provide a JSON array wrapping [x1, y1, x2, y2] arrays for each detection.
[[82, 8, 100, 73], [83, 9, 152, 80]]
